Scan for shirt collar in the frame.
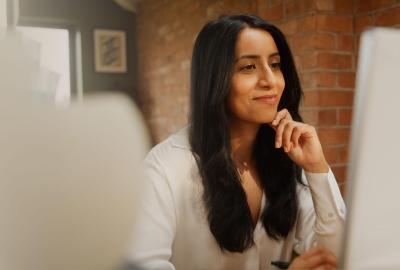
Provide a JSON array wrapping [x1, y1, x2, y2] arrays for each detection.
[[170, 125, 191, 150]]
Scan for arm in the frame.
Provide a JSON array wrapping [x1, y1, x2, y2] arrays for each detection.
[[294, 169, 346, 257], [271, 109, 346, 257], [127, 152, 176, 270]]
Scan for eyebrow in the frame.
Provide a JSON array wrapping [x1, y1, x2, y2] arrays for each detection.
[[235, 52, 280, 63]]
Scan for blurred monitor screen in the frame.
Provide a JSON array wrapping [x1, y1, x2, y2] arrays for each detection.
[[343, 28, 400, 269]]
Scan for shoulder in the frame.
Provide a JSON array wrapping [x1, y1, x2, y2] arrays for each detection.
[[145, 126, 191, 161], [144, 126, 195, 178]]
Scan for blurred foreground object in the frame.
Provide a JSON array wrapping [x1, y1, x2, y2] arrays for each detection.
[[0, 88, 150, 270], [343, 28, 400, 269]]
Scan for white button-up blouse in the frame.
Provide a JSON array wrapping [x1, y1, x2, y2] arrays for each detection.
[[128, 127, 346, 270]]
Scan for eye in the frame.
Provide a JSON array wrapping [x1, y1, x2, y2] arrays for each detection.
[[270, 62, 281, 70], [239, 64, 256, 71], [269, 62, 281, 70]]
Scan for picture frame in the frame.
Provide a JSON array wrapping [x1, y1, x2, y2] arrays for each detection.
[[94, 29, 127, 73]]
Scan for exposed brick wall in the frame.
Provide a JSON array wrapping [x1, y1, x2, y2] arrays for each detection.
[[354, 0, 400, 63], [136, 0, 256, 143], [136, 0, 400, 193]]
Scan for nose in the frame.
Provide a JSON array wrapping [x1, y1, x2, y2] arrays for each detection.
[[258, 65, 276, 89]]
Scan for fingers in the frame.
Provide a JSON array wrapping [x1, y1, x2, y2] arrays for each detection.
[[288, 246, 338, 270], [291, 126, 302, 148], [282, 121, 295, 152], [275, 118, 288, 149], [305, 248, 337, 269], [275, 119, 301, 151], [271, 108, 292, 126], [271, 109, 297, 151]]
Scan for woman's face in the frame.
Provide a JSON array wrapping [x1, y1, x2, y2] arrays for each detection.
[[227, 27, 285, 125]]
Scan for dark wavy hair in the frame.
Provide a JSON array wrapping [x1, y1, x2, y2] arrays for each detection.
[[189, 14, 304, 252]]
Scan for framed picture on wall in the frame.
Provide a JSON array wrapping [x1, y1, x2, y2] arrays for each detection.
[[94, 29, 127, 73]]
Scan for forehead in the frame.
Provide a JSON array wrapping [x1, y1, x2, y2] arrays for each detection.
[[235, 27, 278, 57]]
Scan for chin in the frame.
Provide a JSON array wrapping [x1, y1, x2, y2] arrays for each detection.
[[257, 111, 277, 124], [253, 116, 275, 124]]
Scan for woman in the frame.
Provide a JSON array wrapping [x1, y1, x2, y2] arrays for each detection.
[[129, 14, 345, 270]]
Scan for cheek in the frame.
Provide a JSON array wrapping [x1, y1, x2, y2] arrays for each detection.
[[228, 76, 254, 109], [227, 90, 248, 116], [277, 74, 286, 99], [231, 75, 255, 95]]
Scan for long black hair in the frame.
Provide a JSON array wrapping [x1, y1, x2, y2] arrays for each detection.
[[189, 14, 304, 252]]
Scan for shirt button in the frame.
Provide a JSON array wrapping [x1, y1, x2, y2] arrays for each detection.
[[328, 212, 334, 218]]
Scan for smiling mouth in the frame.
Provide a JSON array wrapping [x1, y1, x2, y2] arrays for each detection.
[[253, 95, 278, 105]]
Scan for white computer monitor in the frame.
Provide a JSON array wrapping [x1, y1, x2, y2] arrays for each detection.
[[342, 28, 400, 269]]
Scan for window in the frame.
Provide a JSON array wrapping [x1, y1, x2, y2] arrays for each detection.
[[17, 26, 71, 104]]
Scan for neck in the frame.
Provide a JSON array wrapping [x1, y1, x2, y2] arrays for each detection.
[[229, 120, 260, 165]]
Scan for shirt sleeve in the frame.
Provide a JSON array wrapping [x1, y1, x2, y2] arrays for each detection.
[[293, 168, 346, 257], [127, 152, 176, 270]]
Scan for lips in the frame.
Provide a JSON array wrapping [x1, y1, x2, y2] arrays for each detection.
[[253, 95, 278, 105]]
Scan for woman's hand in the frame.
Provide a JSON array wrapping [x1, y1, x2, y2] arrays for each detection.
[[270, 109, 329, 173], [288, 246, 338, 270]]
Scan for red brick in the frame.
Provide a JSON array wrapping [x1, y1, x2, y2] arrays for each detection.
[[300, 72, 313, 88], [339, 108, 353, 125], [301, 109, 319, 125], [323, 145, 342, 164], [294, 55, 302, 70], [301, 51, 319, 69], [336, 0, 354, 14], [286, 0, 316, 18], [278, 16, 317, 36], [223, 0, 256, 13], [285, 0, 299, 19], [268, 0, 284, 6], [318, 127, 351, 145], [355, 0, 397, 13], [317, 52, 353, 69], [339, 146, 349, 163], [299, 15, 318, 32], [375, 6, 400, 26], [261, 3, 284, 21], [338, 72, 356, 88], [316, 15, 353, 33], [355, 15, 374, 33], [257, 0, 268, 15], [277, 20, 298, 35], [289, 33, 335, 53], [354, 34, 361, 56], [300, 0, 317, 13], [313, 71, 337, 87], [338, 181, 347, 197], [304, 90, 354, 106], [184, 2, 200, 13], [280, 14, 316, 34], [315, 0, 335, 11], [337, 35, 354, 52], [301, 107, 337, 127], [331, 165, 347, 184], [319, 108, 337, 125], [318, 109, 337, 126], [312, 33, 336, 49], [324, 145, 349, 164]]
